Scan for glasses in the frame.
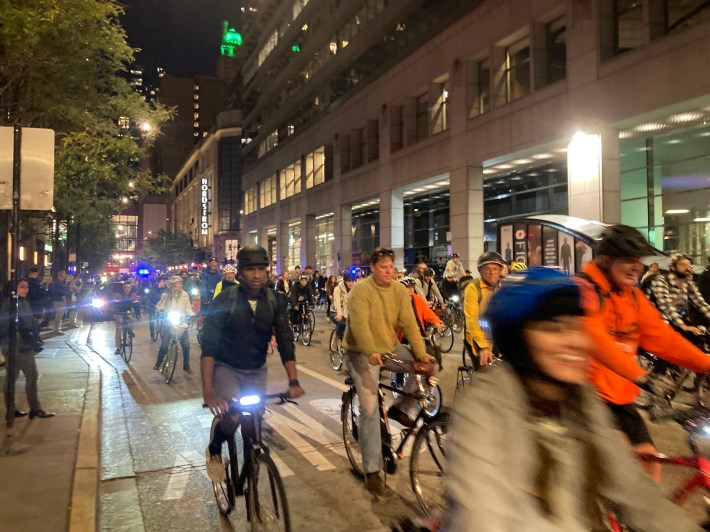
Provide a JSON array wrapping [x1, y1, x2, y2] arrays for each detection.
[[374, 249, 395, 258]]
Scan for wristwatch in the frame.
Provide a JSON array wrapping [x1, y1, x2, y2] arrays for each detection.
[[289, 379, 300, 387]]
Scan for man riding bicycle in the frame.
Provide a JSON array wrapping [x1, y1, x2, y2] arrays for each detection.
[[577, 225, 710, 481], [213, 264, 237, 299], [646, 252, 710, 342], [288, 274, 313, 325], [146, 276, 166, 340], [414, 267, 444, 309], [111, 281, 139, 356], [344, 248, 436, 495], [154, 276, 194, 374], [201, 245, 305, 483]]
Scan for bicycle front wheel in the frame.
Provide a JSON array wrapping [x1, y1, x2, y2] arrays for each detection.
[[161, 342, 179, 384], [328, 329, 343, 371], [212, 422, 237, 516], [341, 390, 365, 477], [125, 329, 134, 362], [436, 325, 454, 353], [410, 415, 449, 516], [301, 313, 314, 346], [247, 452, 291, 532]]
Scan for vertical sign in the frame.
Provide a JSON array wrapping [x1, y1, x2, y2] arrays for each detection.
[[542, 226, 558, 267], [513, 224, 527, 265], [559, 234, 574, 274], [500, 225, 513, 264], [528, 224, 542, 266], [200, 177, 209, 236]]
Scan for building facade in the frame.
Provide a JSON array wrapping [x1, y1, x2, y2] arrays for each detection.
[[222, 0, 710, 274]]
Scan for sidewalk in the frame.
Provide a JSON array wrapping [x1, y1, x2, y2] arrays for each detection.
[[0, 326, 99, 532]]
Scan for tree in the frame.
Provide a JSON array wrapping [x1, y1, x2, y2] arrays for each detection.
[[0, 0, 173, 274], [139, 230, 195, 270]]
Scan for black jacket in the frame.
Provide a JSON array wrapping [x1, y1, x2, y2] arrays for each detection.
[[201, 285, 295, 370], [289, 283, 313, 308]]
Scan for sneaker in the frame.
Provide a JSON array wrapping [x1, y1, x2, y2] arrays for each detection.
[[184, 365, 194, 375], [205, 447, 226, 483], [365, 472, 386, 495], [387, 405, 414, 428], [153, 364, 160, 370], [115, 349, 122, 356]]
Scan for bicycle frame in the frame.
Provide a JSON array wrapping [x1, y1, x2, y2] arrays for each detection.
[[637, 452, 710, 505]]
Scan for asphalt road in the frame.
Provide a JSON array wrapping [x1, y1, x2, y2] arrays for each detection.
[[81, 308, 709, 531]]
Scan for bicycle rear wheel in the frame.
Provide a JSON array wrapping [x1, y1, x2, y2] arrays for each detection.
[[436, 325, 454, 353], [301, 313, 314, 346], [124, 329, 134, 362], [161, 342, 179, 384], [247, 451, 291, 532], [341, 390, 365, 477], [410, 415, 449, 516], [212, 422, 237, 516], [328, 329, 343, 371]]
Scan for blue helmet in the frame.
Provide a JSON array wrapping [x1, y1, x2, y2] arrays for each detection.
[[484, 267, 583, 375]]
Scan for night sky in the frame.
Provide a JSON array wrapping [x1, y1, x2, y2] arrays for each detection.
[[121, 0, 239, 77]]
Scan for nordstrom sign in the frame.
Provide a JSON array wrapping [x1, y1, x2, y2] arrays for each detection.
[[200, 177, 210, 235]]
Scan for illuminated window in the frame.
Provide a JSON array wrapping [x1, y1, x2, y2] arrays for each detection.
[[194, 84, 199, 90], [193, 113, 199, 120], [305, 147, 325, 189], [467, 58, 490, 118], [193, 121, 199, 128], [244, 185, 257, 215], [504, 37, 530, 103], [118, 116, 130, 129], [194, 103, 199, 110], [194, 94, 200, 101], [279, 160, 302, 199], [431, 78, 449, 134], [260, 175, 278, 207]]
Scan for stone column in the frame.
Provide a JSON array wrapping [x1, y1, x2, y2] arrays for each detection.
[[302, 214, 317, 269], [333, 203, 353, 272], [379, 189, 404, 269], [276, 222, 289, 274], [449, 165, 484, 271]]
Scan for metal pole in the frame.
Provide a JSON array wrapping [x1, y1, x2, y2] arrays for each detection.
[[5, 125, 21, 430]]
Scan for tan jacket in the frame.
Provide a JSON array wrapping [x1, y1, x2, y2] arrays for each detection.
[[444, 363, 701, 532]]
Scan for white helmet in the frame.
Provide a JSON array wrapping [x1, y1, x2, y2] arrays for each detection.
[[222, 264, 237, 275]]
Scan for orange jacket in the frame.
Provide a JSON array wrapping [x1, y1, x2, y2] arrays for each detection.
[[577, 262, 710, 405], [398, 293, 442, 342]]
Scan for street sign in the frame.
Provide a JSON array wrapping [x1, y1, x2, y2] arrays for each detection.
[[0, 127, 55, 210]]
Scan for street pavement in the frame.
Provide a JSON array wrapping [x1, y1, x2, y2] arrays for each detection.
[[1, 308, 709, 531]]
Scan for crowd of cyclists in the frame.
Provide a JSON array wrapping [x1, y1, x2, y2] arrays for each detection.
[[6, 224, 710, 530]]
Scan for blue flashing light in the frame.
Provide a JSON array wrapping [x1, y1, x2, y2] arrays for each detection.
[[138, 268, 150, 276]]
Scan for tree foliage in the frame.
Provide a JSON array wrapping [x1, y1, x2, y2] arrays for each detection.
[[139, 230, 195, 270], [0, 0, 174, 270]]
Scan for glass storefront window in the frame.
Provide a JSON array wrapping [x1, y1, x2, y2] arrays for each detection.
[[112, 215, 138, 252], [314, 215, 334, 274], [352, 206, 379, 267], [620, 122, 710, 262], [403, 190, 450, 275], [287, 223, 301, 271]]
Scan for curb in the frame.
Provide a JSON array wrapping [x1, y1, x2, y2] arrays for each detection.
[[68, 342, 101, 532]]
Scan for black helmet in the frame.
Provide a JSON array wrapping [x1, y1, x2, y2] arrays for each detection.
[[596, 225, 655, 259], [236, 245, 269, 268], [477, 252, 505, 271], [423, 267, 435, 277]]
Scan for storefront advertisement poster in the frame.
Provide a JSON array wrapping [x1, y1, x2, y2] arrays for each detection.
[[543, 226, 558, 267], [559, 234, 574, 275], [500, 225, 513, 263], [528, 225, 542, 266]]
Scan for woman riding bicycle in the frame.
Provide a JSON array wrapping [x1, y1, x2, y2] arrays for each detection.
[[344, 248, 436, 495], [331, 270, 355, 346], [443, 267, 699, 531], [154, 276, 194, 374]]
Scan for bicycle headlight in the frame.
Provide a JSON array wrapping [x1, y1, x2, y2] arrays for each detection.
[[144, 288, 150, 294], [450, 295, 459, 303], [191, 288, 199, 296], [91, 298, 105, 309], [239, 394, 262, 407], [167, 311, 182, 325]]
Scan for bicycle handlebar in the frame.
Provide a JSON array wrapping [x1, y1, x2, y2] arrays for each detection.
[[202, 393, 298, 411]]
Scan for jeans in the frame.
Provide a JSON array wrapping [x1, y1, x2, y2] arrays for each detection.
[[335, 318, 347, 339], [345, 345, 415, 474], [208, 363, 268, 454], [156, 330, 190, 366]]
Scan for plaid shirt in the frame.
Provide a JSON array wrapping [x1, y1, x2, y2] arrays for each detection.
[[648, 271, 710, 328]]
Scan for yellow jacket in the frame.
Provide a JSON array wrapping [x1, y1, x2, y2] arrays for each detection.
[[463, 278, 497, 353]]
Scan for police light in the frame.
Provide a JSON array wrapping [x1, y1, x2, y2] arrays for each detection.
[[350, 267, 358, 276], [138, 268, 150, 276]]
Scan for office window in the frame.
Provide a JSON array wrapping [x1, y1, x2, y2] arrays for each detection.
[[279, 160, 302, 199], [547, 16, 567, 83], [415, 93, 429, 141], [260, 175, 277, 207], [244, 185, 257, 215], [664, 0, 710, 33], [505, 37, 530, 102], [467, 59, 490, 118], [351, 129, 365, 169], [615, 0, 644, 52], [431, 78, 449, 134], [366, 119, 379, 162], [305, 146, 325, 189]]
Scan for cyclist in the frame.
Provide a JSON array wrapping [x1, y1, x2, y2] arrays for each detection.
[[111, 281, 139, 356], [509, 259, 527, 272], [444, 252, 466, 281], [288, 274, 313, 326], [275, 270, 292, 295], [344, 248, 436, 495], [438, 271, 460, 302], [414, 267, 444, 309], [154, 276, 194, 374], [146, 276, 166, 340], [646, 252, 710, 339], [325, 274, 337, 318], [202, 245, 304, 482], [388, 276, 443, 428], [463, 252, 505, 368], [331, 270, 355, 350], [444, 267, 699, 532], [577, 225, 710, 481], [213, 264, 238, 299], [199, 258, 221, 312]]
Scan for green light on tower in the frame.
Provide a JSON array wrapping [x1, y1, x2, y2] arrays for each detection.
[[291, 44, 300, 53], [221, 21, 242, 58]]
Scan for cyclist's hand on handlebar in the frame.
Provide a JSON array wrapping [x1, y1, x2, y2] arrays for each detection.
[[413, 356, 437, 373], [368, 353, 384, 366], [287, 384, 305, 399], [479, 348, 495, 366], [683, 325, 702, 336], [204, 394, 229, 417]]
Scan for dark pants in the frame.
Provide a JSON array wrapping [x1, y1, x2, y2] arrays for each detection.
[[335, 317, 347, 339], [3, 346, 42, 411], [156, 330, 190, 367]]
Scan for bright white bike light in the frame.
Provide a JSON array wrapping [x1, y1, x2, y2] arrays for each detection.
[[91, 298, 105, 309], [144, 288, 150, 294], [239, 395, 262, 407], [450, 295, 459, 303], [167, 311, 181, 325], [191, 288, 199, 296]]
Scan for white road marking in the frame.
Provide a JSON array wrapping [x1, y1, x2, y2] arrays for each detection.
[[296, 365, 349, 392], [269, 452, 295, 478], [266, 410, 337, 471], [277, 404, 346, 457], [309, 398, 342, 424], [163, 452, 194, 500]]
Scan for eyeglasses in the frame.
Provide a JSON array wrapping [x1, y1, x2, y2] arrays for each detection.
[[374, 249, 395, 258]]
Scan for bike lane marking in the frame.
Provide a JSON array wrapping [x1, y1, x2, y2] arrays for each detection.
[[265, 410, 337, 471], [296, 364, 349, 392], [269, 404, 347, 458]]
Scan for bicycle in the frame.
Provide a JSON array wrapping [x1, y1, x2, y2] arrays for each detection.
[[340, 352, 446, 515], [443, 295, 464, 334], [117, 311, 134, 363], [204, 393, 294, 530], [607, 403, 710, 530], [290, 304, 315, 346], [158, 312, 195, 384], [328, 317, 346, 371], [426, 322, 454, 354], [148, 309, 160, 342]]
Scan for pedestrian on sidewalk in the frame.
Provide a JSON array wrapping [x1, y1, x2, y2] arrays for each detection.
[[0, 279, 55, 419], [50, 271, 70, 333]]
